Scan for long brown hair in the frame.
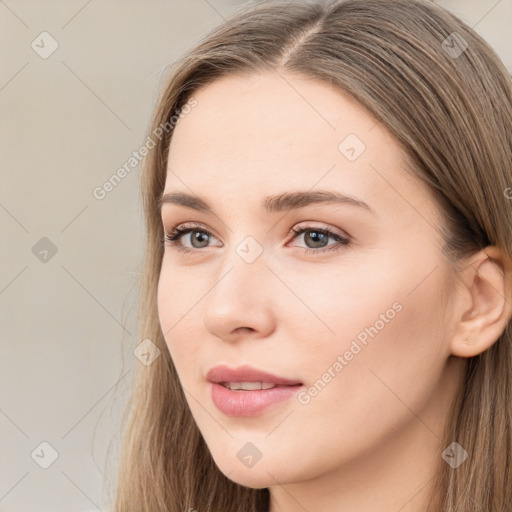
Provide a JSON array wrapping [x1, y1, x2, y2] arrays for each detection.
[[109, 1, 512, 510]]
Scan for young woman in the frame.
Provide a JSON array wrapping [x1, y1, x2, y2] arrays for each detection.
[[112, 0, 512, 510]]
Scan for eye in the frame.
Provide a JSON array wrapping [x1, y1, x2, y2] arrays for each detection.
[[162, 222, 219, 253], [288, 225, 350, 254], [161, 222, 351, 255]]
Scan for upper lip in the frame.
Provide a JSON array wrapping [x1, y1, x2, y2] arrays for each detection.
[[206, 364, 302, 386]]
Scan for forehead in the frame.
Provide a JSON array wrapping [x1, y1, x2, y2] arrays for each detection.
[[168, 71, 385, 171], [164, 71, 432, 220]]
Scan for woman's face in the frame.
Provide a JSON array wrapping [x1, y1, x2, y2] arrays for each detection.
[[157, 71, 463, 489]]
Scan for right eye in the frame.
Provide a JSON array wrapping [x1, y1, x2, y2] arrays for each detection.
[[162, 223, 220, 253]]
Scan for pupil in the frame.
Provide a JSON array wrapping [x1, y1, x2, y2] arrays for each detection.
[[305, 231, 327, 248], [192, 231, 209, 248]]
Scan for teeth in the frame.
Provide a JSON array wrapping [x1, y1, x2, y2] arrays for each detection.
[[222, 381, 277, 391]]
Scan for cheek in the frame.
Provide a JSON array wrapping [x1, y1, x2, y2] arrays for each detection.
[[157, 257, 206, 330], [290, 251, 451, 415], [276, 256, 401, 362], [157, 262, 203, 374]]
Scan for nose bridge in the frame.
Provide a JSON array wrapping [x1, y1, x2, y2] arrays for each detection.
[[212, 232, 268, 301], [202, 232, 276, 338]]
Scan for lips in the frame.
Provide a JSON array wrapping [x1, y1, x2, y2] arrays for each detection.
[[206, 364, 303, 417], [206, 364, 303, 387]]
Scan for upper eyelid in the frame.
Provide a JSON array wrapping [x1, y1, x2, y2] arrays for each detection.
[[168, 222, 221, 241]]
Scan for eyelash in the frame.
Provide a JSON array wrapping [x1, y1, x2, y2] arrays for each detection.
[[161, 222, 351, 255]]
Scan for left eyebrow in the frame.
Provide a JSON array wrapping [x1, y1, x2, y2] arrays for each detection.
[[158, 189, 376, 215]]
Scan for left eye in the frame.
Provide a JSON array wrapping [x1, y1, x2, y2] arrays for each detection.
[[288, 225, 350, 254], [162, 223, 351, 255]]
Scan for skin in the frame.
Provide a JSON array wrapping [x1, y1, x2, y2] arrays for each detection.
[[157, 70, 511, 512]]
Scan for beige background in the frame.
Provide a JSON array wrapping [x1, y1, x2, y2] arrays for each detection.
[[0, 1, 510, 511]]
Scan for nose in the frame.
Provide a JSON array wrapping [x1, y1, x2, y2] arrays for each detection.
[[201, 247, 277, 343]]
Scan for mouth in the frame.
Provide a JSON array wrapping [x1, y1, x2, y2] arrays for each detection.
[[206, 364, 303, 387], [206, 365, 304, 417], [219, 381, 290, 391]]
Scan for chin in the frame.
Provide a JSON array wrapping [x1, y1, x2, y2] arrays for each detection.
[[209, 447, 308, 489], [220, 466, 276, 489]]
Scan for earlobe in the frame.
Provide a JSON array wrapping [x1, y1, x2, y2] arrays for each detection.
[[450, 246, 512, 358]]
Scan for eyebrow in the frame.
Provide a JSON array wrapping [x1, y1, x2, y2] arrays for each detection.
[[158, 190, 375, 215]]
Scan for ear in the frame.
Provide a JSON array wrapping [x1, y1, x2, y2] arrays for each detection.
[[450, 246, 512, 358]]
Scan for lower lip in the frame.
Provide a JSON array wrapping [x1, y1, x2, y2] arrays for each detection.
[[210, 382, 303, 417]]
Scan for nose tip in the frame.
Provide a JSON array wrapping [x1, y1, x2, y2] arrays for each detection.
[[202, 307, 272, 342], [199, 245, 279, 342]]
